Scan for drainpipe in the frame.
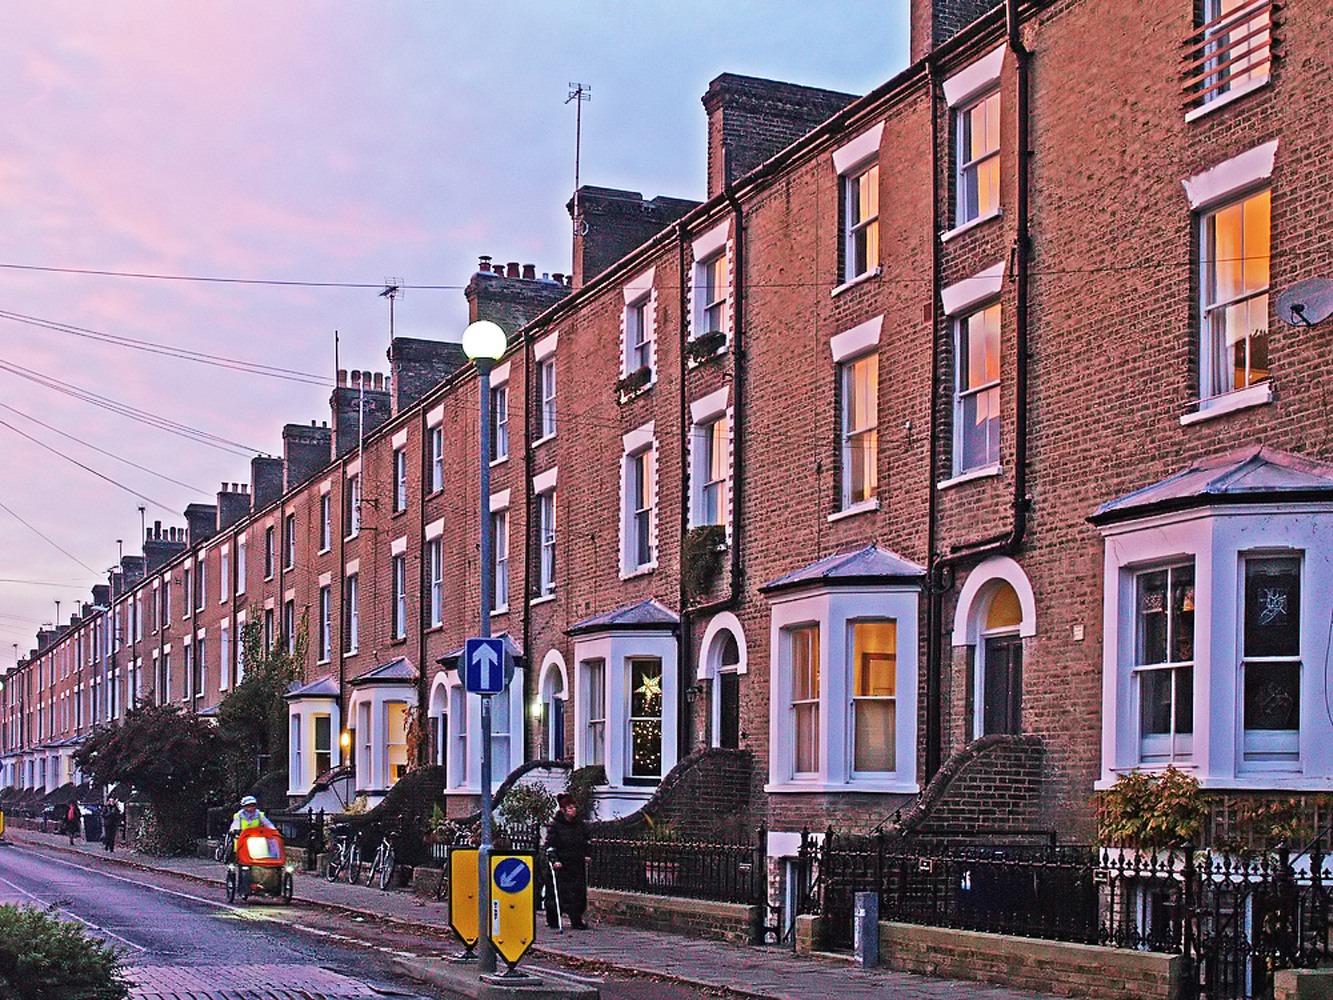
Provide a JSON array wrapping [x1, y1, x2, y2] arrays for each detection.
[[677, 219, 692, 751], [522, 330, 535, 764], [924, 1, 1032, 780]]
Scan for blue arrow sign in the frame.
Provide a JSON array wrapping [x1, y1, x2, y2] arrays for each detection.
[[493, 857, 531, 894], [464, 637, 506, 695]]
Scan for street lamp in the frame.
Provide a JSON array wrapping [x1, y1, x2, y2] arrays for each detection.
[[462, 319, 506, 974]]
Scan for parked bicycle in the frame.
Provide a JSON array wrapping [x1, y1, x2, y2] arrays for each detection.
[[363, 829, 398, 891], [324, 824, 357, 883]]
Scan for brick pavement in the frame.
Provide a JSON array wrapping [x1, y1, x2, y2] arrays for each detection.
[[6, 825, 1064, 1000]]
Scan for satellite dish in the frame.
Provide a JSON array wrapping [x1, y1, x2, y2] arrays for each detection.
[[1276, 278, 1333, 327]]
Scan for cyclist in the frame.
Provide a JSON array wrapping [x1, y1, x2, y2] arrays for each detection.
[[229, 795, 277, 836]]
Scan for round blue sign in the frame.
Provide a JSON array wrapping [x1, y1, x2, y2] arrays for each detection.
[[494, 857, 531, 894]]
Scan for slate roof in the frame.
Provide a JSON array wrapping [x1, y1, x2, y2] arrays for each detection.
[[760, 545, 926, 595], [347, 656, 418, 686], [566, 599, 681, 637], [1090, 445, 1333, 526], [286, 675, 340, 700]]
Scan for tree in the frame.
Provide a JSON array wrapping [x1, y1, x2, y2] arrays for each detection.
[[216, 620, 303, 799], [74, 701, 230, 854], [0, 904, 130, 999]]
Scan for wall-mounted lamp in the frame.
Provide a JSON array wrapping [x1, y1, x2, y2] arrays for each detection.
[[339, 730, 351, 752], [684, 683, 704, 705]]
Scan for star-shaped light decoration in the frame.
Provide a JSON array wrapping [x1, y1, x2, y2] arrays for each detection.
[[635, 673, 662, 701]]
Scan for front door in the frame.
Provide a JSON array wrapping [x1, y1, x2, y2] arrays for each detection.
[[982, 635, 1022, 735]]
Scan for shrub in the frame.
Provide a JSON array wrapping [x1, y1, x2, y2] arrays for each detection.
[[1098, 767, 1206, 849], [0, 904, 129, 999]]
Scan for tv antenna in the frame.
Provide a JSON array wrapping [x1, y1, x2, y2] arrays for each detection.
[[567, 83, 592, 244], [381, 280, 405, 343]]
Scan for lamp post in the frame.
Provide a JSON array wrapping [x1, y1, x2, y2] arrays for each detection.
[[462, 319, 506, 974]]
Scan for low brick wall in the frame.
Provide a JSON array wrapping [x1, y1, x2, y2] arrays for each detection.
[[1275, 968, 1333, 1000], [794, 916, 1181, 1000], [589, 888, 761, 945]]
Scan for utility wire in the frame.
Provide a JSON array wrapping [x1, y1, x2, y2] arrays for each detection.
[[0, 402, 206, 494], [0, 497, 99, 575], [0, 417, 176, 514], [0, 357, 260, 457], [0, 261, 467, 291], [0, 309, 327, 385]]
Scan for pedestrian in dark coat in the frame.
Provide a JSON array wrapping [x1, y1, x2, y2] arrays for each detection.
[[544, 793, 590, 929], [65, 802, 80, 845], [102, 799, 122, 852]]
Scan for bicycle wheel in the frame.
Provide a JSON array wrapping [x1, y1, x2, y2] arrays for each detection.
[[349, 841, 364, 884], [377, 844, 396, 890], [325, 845, 343, 882]]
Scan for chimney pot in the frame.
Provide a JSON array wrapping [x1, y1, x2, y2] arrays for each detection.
[[506, 261, 520, 278], [553, 273, 565, 285], [337, 369, 348, 386], [478, 255, 492, 272], [373, 372, 383, 390], [351, 370, 361, 384], [522, 264, 536, 280]]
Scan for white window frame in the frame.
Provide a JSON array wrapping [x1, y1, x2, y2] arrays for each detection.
[[840, 352, 879, 509], [236, 539, 247, 595], [1199, 188, 1271, 403], [393, 448, 408, 512], [842, 162, 880, 284], [1097, 504, 1333, 790], [491, 507, 509, 613], [538, 359, 557, 441], [429, 425, 444, 493], [690, 222, 730, 343], [427, 537, 444, 627], [490, 383, 509, 462], [766, 584, 921, 794], [689, 389, 731, 530], [319, 493, 332, 552], [953, 301, 1002, 476], [318, 585, 331, 663], [219, 548, 229, 602], [1133, 562, 1196, 764], [283, 512, 296, 570], [538, 488, 557, 597], [1189, 0, 1273, 119], [391, 554, 407, 640], [943, 45, 1005, 236], [344, 473, 361, 539], [620, 424, 657, 576], [345, 572, 359, 654]]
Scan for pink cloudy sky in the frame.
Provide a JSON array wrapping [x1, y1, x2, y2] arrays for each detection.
[[0, 1, 908, 660]]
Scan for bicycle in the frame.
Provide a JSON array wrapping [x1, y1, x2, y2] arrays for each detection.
[[363, 830, 398, 890], [324, 825, 356, 883]]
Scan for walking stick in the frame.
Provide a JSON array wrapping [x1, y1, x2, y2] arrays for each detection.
[[547, 856, 564, 933]]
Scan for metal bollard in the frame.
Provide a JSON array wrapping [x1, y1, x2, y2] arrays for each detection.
[[853, 891, 879, 968]]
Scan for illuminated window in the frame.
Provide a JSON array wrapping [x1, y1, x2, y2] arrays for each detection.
[[1201, 189, 1270, 399]]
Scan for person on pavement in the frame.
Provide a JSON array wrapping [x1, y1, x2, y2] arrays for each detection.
[[65, 802, 80, 845], [544, 793, 590, 930], [102, 799, 121, 852]]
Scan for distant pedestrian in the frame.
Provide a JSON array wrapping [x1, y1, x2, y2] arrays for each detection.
[[65, 802, 80, 845], [103, 799, 122, 852], [544, 793, 590, 930]]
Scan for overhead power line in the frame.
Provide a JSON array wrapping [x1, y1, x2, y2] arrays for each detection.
[[0, 308, 327, 385], [0, 357, 261, 457], [0, 261, 466, 291], [0, 497, 99, 575]]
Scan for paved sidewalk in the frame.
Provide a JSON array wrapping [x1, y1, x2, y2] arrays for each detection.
[[4, 825, 1063, 1000]]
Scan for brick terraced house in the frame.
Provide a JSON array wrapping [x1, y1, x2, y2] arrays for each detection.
[[3, 0, 1330, 928]]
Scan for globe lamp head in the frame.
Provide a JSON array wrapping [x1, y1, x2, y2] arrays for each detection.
[[462, 320, 507, 362]]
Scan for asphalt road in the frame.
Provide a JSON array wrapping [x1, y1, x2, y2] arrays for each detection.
[[0, 839, 718, 1000], [0, 840, 446, 999]]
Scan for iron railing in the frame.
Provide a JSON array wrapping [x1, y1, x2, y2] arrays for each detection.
[[797, 830, 1333, 1000], [1182, 0, 1276, 111], [588, 835, 764, 906]]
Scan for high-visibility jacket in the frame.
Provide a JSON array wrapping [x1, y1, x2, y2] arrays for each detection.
[[234, 810, 267, 831]]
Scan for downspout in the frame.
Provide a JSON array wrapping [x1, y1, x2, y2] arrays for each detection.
[[522, 331, 535, 764], [924, 1, 1032, 780], [676, 219, 693, 752], [416, 407, 429, 767]]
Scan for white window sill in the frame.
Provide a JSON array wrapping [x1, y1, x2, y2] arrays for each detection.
[[534, 434, 556, 448], [343, 649, 358, 658], [1184, 76, 1271, 123], [937, 464, 1002, 490], [940, 208, 1003, 244], [1179, 381, 1272, 425], [831, 267, 881, 298], [490, 454, 509, 468], [765, 778, 921, 795], [491, 605, 510, 617], [620, 562, 658, 581], [828, 498, 880, 523], [530, 593, 556, 607]]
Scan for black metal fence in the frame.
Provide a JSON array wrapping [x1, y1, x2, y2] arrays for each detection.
[[588, 835, 763, 906], [796, 830, 1333, 1000]]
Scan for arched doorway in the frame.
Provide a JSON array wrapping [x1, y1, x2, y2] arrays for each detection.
[[953, 556, 1037, 740]]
